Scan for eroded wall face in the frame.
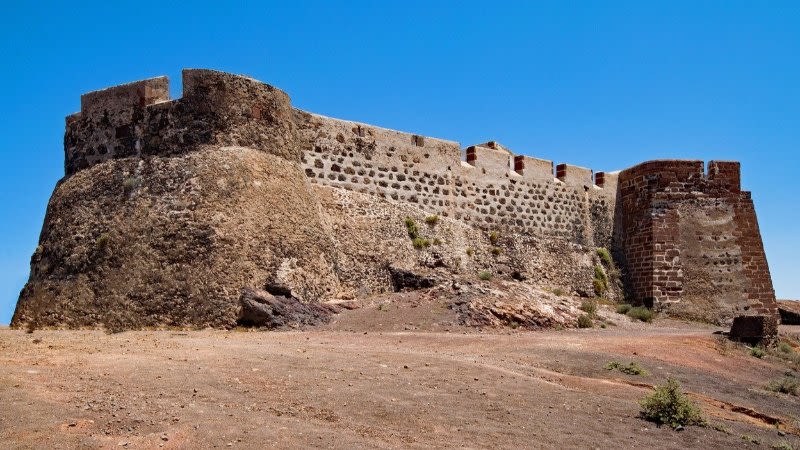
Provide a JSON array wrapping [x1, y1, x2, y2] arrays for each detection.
[[615, 161, 776, 323]]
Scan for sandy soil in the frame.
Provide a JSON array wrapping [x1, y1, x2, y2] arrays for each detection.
[[1, 307, 799, 449]]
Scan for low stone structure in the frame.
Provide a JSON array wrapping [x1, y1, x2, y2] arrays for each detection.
[[729, 315, 779, 345], [11, 69, 778, 329]]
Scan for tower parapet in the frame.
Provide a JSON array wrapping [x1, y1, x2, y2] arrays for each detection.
[[64, 69, 296, 175], [80, 76, 170, 116]]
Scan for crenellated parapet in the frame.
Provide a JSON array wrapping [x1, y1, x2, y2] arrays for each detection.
[[64, 69, 297, 175], [514, 155, 553, 182], [79, 76, 170, 117], [556, 163, 592, 187]]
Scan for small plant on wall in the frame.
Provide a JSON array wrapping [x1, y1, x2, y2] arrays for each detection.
[[404, 217, 420, 239], [593, 265, 608, 296]]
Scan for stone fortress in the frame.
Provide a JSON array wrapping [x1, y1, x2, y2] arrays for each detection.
[[11, 69, 777, 329]]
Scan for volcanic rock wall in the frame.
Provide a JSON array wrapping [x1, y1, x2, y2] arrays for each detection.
[[11, 69, 777, 328]]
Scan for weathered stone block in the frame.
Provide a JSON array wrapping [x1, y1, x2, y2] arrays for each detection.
[[729, 315, 778, 345]]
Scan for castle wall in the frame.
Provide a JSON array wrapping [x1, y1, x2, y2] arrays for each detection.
[[38, 68, 778, 327], [61, 70, 619, 251], [296, 113, 616, 246], [615, 160, 776, 323]]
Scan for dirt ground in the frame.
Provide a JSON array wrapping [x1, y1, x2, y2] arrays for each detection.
[[1, 302, 799, 449]]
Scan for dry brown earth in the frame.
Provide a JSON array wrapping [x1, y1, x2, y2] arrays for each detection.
[[1, 304, 799, 449]]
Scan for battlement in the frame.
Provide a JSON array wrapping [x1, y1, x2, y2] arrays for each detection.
[[464, 143, 613, 189], [594, 171, 619, 190], [465, 143, 512, 176], [514, 155, 554, 181], [80, 76, 170, 116], [63, 69, 617, 193], [618, 159, 743, 194], [556, 163, 592, 187], [707, 160, 741, 191]]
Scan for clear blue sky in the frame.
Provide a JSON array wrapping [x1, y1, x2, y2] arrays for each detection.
[[1, 1, 798, 323]]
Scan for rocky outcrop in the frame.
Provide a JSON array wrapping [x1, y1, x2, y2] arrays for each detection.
[[449, 282, 580, 329], [238, 287, 337, 328], [778, 300, 800, 325]]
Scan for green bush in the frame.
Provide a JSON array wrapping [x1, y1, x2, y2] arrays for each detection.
[[404, 217, 420, 239], [412, 237, 430, 249], [122, 176, 141, 191], [491, 247, 503, 256], [478, 270, 492, 281], [425, 215, 439, 225], [770, 341, 800, 364], [489, 231, 499, 245], [627, 306, 654, 323], [580, 299, 598, 317], [466, 247, 474, 257], [639, 378, 705, 428], [605, 361, 649, 376], [593, 279, 606, 296], [616, 304, 632, 314], [772, 440, 794, 450], [766, 377, 799, 396], [750, 346, 766, 359], [596, 247, 613, 267], [95, 233, 111, 250], [594, 265, 608, 284], [432, 238, 442, 245], [552, 288, 566, 297], [577, 314, 593, 328], [593, 265, 608, 296]]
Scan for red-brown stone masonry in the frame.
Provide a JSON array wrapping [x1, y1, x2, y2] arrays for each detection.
[[651, 206, 683, 307], [513, 155, 524, 173], [708, 161, 741, 191], [732, 195, 777, 315], [614, 160, 776, 318], [595, 172, 606, 188]]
